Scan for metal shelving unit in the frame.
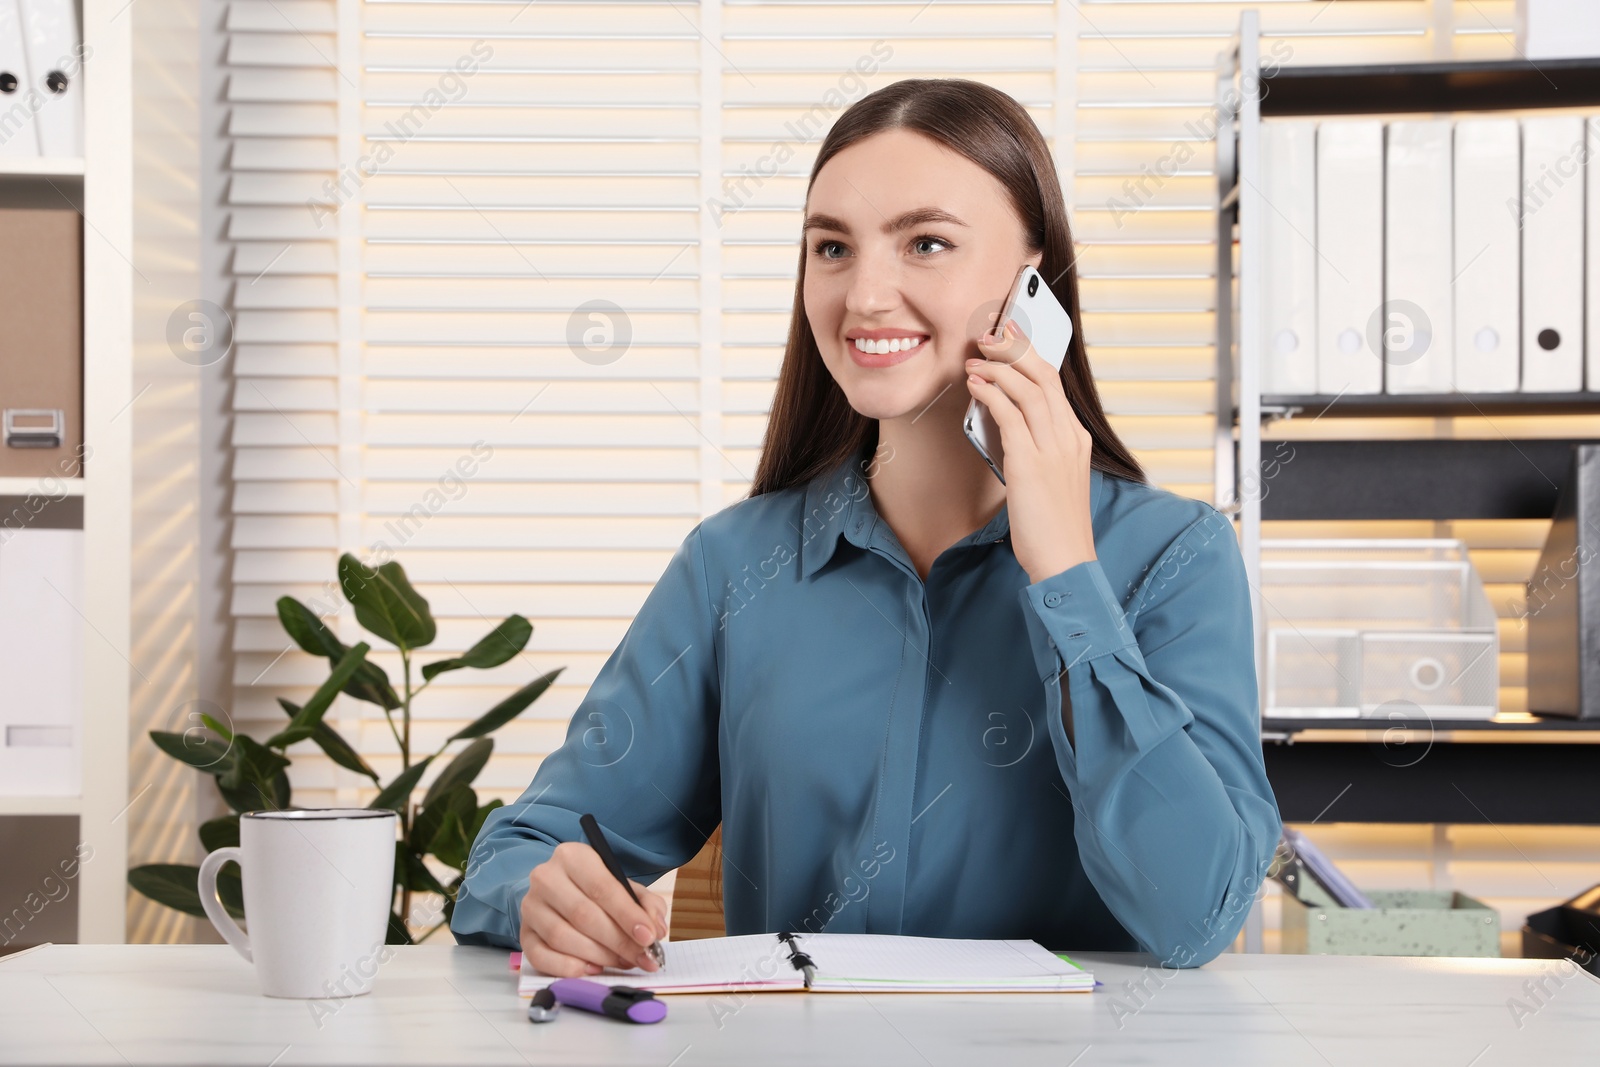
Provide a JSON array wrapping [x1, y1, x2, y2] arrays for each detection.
[[1214, 12, 1600, 781]]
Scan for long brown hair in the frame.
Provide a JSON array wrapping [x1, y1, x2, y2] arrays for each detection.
[[748, 77, 1144, 497]]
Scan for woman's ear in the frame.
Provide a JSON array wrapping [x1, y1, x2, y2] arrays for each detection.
[[1026, 250, 1043, 271]]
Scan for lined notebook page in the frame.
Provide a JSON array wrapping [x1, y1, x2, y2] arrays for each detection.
[[798, 934, 1092, 991], [518, 933, 1093, 996], [519, 934, 806, 996]]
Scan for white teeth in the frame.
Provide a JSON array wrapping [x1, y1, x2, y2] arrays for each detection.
[[853, 336, 926, 354]]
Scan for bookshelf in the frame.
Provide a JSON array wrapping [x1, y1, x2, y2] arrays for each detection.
[[0, 0, 150, 946], [1215, 12, 1600, 774]]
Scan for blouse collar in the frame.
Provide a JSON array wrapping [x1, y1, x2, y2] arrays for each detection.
[[797, 440, 1107, 581]]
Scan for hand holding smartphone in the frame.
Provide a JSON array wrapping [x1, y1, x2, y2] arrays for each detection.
[[962, 265, 1074, 484]]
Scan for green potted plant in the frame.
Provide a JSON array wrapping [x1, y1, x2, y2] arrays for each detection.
[[128, 553, 562, 943]]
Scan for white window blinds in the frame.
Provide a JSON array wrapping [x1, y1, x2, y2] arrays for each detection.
[[220, 0, 1538, 813]]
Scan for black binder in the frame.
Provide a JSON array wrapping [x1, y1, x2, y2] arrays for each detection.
[[1526, 444, 1600, 719]]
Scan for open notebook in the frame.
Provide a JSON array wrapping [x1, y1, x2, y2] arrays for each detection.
[[517, 933, 1094, 995]]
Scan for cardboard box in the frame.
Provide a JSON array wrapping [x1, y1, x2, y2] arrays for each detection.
[[0, 184, 83, 479]]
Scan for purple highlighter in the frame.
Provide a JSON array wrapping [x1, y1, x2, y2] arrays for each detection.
[[548, 978, 668, 1024]]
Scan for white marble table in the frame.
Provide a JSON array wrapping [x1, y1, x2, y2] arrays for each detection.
[[1, 943, 1596, 1065]]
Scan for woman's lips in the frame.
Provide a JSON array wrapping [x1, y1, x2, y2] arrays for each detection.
[[848, 336, 929, 368]]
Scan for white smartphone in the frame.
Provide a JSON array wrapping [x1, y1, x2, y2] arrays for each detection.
[[963, 264, 1075, 484]]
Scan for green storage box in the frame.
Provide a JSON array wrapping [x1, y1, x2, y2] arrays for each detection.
[[1281, 887, 1501, 957]]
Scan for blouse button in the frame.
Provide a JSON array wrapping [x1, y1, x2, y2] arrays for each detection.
[[1044, 591, 1063, 607], [853, 516, 864, 532]]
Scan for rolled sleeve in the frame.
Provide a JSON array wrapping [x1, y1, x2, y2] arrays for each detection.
[[450, 525, 723, 949], [1020, 509, 1282, 967]]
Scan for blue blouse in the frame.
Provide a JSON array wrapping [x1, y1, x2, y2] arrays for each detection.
[[451, 441, 1282, 967]]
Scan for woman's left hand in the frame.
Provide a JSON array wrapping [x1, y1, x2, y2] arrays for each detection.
[[965, 316, 1097, 586]]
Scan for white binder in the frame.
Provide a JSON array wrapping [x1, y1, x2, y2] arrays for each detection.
[[1588, 116, 1600, 391], [0, 527, 83, 796], [1261, 120, 1318, 395], [1454, 118, 1522, 393], [1516, 0, 1600, 60], [0, 0, 37, 158], [1520, 115, 1585, 392], [1384, 120, 1454, 393], [15, 0, 80, 158], [1316, 120, 1384, 395]]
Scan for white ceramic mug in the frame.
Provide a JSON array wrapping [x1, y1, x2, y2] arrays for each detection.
[[198, 808, 397, 999]]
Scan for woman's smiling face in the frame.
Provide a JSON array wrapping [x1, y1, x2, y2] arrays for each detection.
[[802, 127, 1043, 423]]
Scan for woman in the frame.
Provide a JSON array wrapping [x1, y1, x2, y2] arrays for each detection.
[[451, 79, 1281, 974]]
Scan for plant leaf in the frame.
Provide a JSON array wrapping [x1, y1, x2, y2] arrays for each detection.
[[150, 729, 234, 774], [198, 815, 240, 852], [338, 554, 436, 651], [200, 714, 233, 741], [276, 596, 402, 710], [422, 737, 492, 809], [446, 668, 565, 743], [217, 735, 292, 812], [429, 809, 471, 870], [216, 775, 254, 813], [469, 798, 504, 845], [430, 783, 482, 870], [421, 615, 533, 681], [386, 910, 414, 945], [409, 782, 469, 854], [399, 846, 449, 896], [128, 863, 244, 921], [232, 733, 291, 780], [277, 699, 380, 783], [309, 721, 379, 781], [265, 643, 370, 749], [369, 756, 432, 813]]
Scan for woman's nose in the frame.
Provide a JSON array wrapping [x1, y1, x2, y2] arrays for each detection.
[[843, 257, 901, 315]]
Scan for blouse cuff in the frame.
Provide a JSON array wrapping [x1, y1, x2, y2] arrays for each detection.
[[1016, 558, 1139, 681]]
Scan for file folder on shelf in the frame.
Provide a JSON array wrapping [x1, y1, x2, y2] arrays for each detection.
[[1589, 117, 1600, 391], [15, 0, 81, 157], [1454, 118, 1521, 393], [0, 185, 83, 478], [0, 525, 83, 796], [0, 0, 37, 157], [1315, 120, 1384, 395], [1384, 120, 1454, 393], [1261, 119, 1318, 395], [1520, 115, 1585, 392]]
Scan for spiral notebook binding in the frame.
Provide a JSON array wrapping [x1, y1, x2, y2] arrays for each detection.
[[777, 932, 816, 989]]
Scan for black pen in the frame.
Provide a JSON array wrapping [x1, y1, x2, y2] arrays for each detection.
[[579, 812, 667, 971]]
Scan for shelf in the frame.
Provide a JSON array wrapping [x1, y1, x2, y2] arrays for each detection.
[[1262, 393, 1600, 419], [0, 795, 82, 816], [0, 157, 85, 179], [1257, 438, 1592, 520], [1264, 714, 1600, 737], [1259, 57, 1600, 117], [0, 477, 84, 498], [1265, 739, 1600, 824], [1222, 14, 1600, 827]]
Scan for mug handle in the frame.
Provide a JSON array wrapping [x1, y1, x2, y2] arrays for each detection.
[[198, 846, 252, 963]]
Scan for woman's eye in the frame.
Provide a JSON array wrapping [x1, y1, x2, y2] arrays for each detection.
[[811, 235, 951, 260]]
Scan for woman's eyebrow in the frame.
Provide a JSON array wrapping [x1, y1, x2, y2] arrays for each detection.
[[801, 207, 970, 236]]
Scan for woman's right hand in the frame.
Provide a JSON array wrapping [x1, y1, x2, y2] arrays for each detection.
[[519, 841, 671, 978]]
